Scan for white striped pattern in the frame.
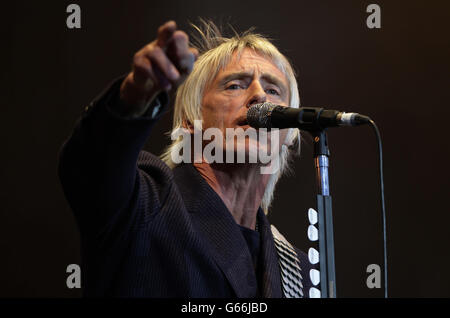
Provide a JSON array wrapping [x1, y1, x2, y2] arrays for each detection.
[[271, 225, 304, 298]]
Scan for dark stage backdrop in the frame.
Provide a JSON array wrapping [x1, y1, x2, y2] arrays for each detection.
[[2, 0, 449, 298]]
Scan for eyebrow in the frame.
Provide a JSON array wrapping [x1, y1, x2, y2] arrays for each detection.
[[218, 71, 288, 94]]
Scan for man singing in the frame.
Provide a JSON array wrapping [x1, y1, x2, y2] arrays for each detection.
[[58, 20, 315, 297]]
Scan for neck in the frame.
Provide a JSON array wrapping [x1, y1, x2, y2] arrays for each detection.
[[194, 162, 269, 230]]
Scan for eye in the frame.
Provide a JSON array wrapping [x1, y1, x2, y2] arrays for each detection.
[[226, 84, 241, 90], [266, 88, 280, 95]]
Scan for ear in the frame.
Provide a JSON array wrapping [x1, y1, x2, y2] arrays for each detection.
[[182, 118, 195, 134]]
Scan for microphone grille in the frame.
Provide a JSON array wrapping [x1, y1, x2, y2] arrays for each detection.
[[247, 102, 277, 128]]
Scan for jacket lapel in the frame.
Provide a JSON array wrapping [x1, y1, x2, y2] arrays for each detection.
[[257, 209, 283, 298], [173, 163, 258, 297]]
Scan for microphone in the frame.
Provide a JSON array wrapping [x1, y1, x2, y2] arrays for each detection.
[[247, 102, 370, 131]]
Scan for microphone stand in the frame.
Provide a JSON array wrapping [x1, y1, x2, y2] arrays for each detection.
[[311, 129, 337, 298], [247, 103, 375, 297]]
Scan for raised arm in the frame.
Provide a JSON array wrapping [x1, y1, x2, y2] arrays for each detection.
[[58, 21, 197, 234]]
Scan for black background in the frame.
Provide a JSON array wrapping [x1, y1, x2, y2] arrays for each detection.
[[2, 0, 449, 297]]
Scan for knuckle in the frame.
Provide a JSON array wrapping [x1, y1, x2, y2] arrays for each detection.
[[157, 24, 165, 34], [174, 30, 188, 40], [134, 60, 147, 72], [133, 55, 151, 72], [142, 43, 156, 55], [133, 53, 142, 64], [133, 56, 150, 71], [133, 48, 142, 58], [149, 46, 163, 58]]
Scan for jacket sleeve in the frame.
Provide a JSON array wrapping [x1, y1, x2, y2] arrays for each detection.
[[57, 76, 170, 237]]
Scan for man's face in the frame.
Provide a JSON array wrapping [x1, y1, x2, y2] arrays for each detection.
[[201, 48, 290, 162]]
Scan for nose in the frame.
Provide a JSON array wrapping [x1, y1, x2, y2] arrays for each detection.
[[246, 81, 267, 108]]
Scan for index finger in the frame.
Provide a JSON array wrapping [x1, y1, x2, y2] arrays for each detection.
[[156, 20, 177, 48]]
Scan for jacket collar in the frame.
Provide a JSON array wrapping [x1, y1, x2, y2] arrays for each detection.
[[173, 163, 282, 298]]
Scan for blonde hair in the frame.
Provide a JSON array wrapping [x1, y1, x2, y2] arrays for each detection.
[[160, 20, 301, 214]]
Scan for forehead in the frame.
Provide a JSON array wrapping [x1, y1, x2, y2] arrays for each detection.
[[215, 48, 288, 84]]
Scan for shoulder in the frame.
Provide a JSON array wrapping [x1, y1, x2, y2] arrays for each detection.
[[137, 150, 174, 180], [136, 150, 177, 206]]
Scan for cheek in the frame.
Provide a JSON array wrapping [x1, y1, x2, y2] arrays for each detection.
[[202, 106, 226, 129], [201, 95, 219, 127], [202, 99, 238, 128]]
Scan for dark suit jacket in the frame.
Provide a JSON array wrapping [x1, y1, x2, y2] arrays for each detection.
[[58, 77, 314, 297]]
